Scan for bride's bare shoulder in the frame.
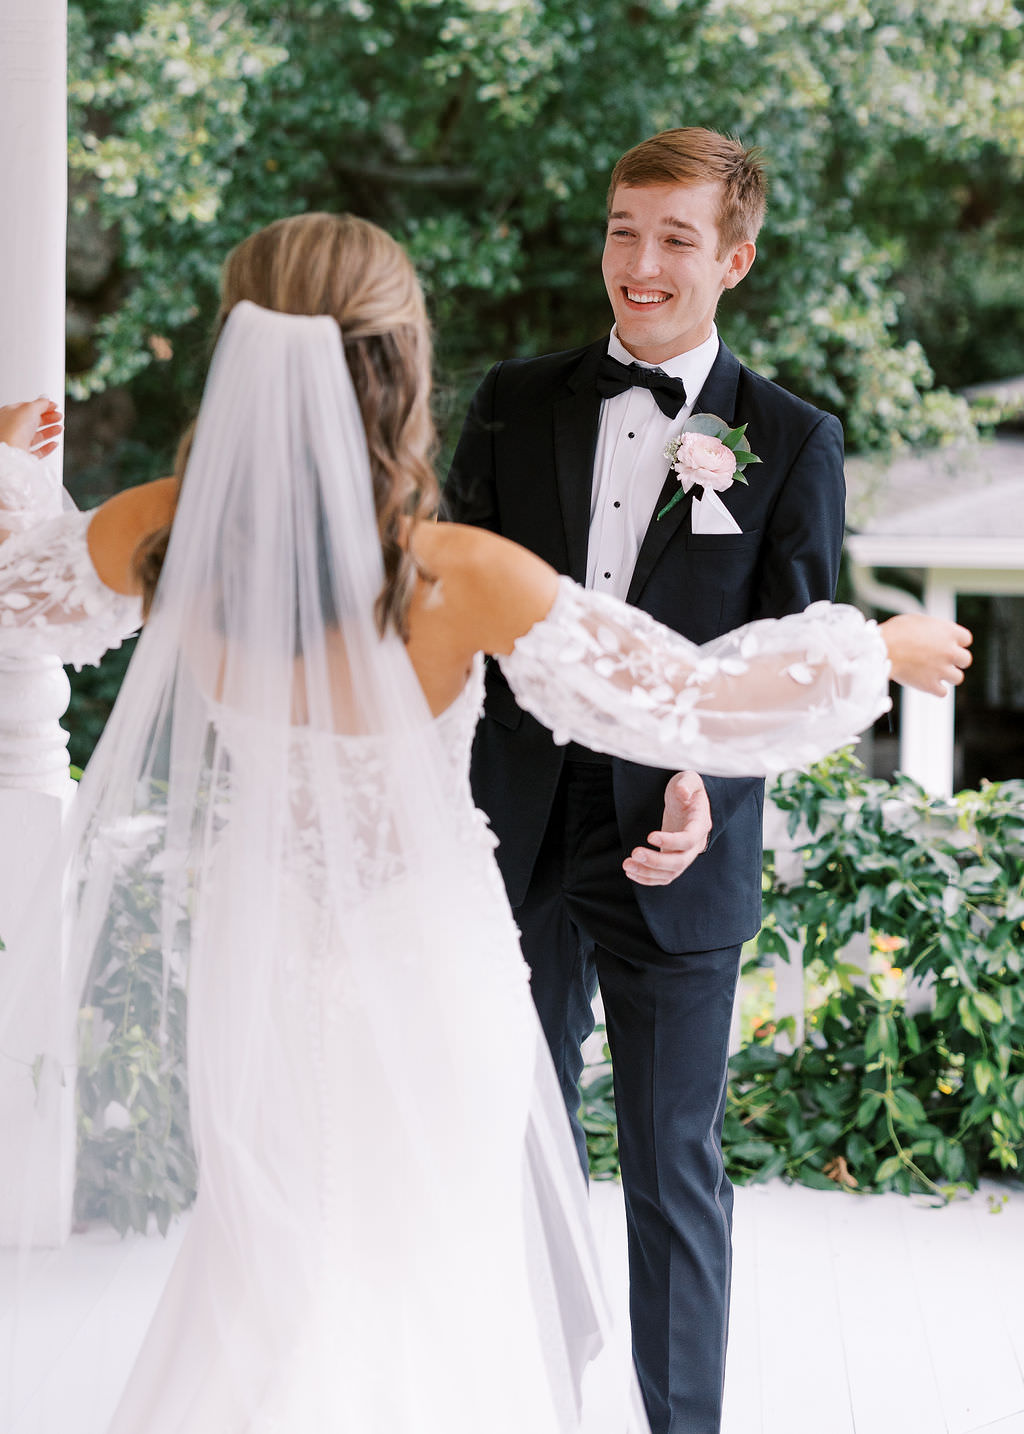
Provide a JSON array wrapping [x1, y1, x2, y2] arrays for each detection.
[[410, 522, 558, 655], [411, 521, 543, 582]]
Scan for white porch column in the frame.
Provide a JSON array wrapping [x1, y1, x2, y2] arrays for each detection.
[[0, 0, 74, 1247], [0, 3, 67, 407], [898, 573, 957, 797]]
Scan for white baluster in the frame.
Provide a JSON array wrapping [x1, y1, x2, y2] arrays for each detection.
[[760, 799, 807, 1055]]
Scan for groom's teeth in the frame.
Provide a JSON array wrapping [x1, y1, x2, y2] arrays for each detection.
[[626, 290, 668, 304]]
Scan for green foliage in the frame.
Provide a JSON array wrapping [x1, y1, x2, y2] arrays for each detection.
[[580, 1034, 620, 1180], [726, 753, 1024, 1197], [898, 223, 1024, 390], [67, 1, 288, 401], [67, 0, 1024, 453], [62, 0, 1024, 765], [74, 810, 195, 1235], [582, 756, 1024, 1196]]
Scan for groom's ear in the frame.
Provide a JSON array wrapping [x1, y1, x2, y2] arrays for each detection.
[[722, 240, 756, 291]]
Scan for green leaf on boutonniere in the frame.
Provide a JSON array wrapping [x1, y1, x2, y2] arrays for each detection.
[[730, 450, 760, 466], [722, 423, 749, 448], [683, 413, 730, 437]]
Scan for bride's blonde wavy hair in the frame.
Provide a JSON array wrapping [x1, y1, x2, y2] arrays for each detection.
[[135, 212, 439, 638]]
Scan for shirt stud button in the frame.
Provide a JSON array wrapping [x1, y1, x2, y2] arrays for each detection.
[[627, 432, 635, 439], [613, 501, 621, 509], [604, 571, 612, 580]]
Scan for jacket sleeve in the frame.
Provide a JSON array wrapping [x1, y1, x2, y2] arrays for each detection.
[[443, 363, 503, 532]]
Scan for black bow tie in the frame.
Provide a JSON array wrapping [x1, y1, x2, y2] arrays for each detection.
[[595, 354, 688, 419]]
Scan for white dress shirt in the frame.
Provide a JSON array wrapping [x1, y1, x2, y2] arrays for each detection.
[[586, 326, 720, 598]]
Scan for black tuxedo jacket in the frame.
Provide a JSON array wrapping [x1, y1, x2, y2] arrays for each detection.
[[445, 337, 845, 952]]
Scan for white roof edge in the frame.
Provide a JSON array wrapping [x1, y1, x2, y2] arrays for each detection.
[[845, 535, 1024, 568]]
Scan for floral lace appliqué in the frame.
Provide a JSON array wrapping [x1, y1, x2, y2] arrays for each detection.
[[0, 509, 142, 669], [497, 577, 890, 778]]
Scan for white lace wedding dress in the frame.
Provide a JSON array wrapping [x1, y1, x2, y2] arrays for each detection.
[[0, 411, 888, 1433]]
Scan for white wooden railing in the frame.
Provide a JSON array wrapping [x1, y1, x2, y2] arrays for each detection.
[[727, 800, 825, 1055], [727, 798, 935, 1058]]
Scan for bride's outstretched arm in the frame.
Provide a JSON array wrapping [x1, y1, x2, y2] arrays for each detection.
[[0, 405, 175, 668], [0, 398, 65, 538], [456, 527, 972, 779]]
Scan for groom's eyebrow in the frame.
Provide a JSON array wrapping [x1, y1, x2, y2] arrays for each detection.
[[608, 210, 701, 235]]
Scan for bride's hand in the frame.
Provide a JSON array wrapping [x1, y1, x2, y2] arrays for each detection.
[[880, 613, 973, 696], [0, 398, 64, 458]]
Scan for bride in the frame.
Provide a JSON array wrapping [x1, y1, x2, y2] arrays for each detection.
[[0, 213, 970, 1433]]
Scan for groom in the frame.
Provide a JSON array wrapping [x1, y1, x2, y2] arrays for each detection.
[[445, 128, 845, 1434]]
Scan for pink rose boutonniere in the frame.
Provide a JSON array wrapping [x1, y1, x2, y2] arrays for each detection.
[[657, 414, 761, 520]]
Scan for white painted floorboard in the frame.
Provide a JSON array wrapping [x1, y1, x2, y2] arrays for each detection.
[[718, 1179, 1024, 1434], [1, 1178, 1021, 1433]]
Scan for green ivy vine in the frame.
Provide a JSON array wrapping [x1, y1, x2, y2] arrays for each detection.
[[582, 752, 1024, 1198], [74, 807, 195, 1236]]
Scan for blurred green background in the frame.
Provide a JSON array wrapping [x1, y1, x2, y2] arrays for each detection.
[[62, 0, 1024, 763]]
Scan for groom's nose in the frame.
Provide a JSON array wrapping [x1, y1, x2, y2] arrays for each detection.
[[628, 238, 663, 279]]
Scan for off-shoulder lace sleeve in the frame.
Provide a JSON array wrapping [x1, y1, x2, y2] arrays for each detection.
[[0, 509, 142, 670], [497, 577, 890, 777], [0, 441, 65, 535]]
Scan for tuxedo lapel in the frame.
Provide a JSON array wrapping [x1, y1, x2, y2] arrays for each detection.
[[625, 343, 743, 606], [553, 341, 606, 584], [625, 474, 695, 605], [691, 341, 741, 430]]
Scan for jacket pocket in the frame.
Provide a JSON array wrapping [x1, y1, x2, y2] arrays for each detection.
[[684, 528, 762, 552]]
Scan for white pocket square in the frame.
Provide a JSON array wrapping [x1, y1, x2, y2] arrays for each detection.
[[691, 489, 742, 535]]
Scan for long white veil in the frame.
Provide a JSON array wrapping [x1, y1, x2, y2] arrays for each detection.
[[3, 301, 646, 1432]]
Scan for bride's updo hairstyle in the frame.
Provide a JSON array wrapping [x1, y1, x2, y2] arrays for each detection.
[[135, 212, 439, 639]]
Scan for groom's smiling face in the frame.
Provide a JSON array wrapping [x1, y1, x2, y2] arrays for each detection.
[[602, 181, 755, 365]]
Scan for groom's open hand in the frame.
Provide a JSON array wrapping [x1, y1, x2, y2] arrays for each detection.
[[623, 772, 713, 886]]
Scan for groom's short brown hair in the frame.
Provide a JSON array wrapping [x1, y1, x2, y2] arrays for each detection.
[[608, 128, 767, 254]]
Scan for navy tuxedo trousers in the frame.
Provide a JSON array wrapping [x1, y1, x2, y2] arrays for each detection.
[[515, 761, 741, 1434]]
